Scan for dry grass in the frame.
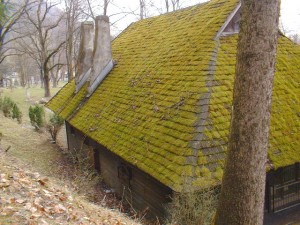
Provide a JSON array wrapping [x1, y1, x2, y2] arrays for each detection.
[[0, 114, 141, 225], [0, 113, 62, 175], [166, 183, 219, 225]]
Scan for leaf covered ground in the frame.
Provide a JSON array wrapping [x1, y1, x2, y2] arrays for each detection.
[[0, 112, 140, 225], [0, 161, 138, 225]]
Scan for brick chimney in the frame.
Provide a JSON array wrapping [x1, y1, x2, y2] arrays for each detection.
[[88, 15, 114, 95], [75, 21, 94, 92]]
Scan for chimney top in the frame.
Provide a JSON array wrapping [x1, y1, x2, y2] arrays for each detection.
[[95, 15, 110, 23], [83, 21, 94, 25]]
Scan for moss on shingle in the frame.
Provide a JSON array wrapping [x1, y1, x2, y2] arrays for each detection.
[[208, 34, 300, 178], [268, 37, 300, 168], [46, 81, 75, 115], [47, 0, 300, 192], [59, 83, 88, 119]]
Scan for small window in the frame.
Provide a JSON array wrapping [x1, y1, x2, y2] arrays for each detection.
[[118, 163, 132, 187]]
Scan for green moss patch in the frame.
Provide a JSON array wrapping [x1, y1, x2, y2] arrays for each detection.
[[47, 0, 300, 192]]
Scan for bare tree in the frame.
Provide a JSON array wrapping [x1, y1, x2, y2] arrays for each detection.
[[139, 0, 146, 19], [85, 0, 95, 19], [64, 0, 84, 81], [22, 0, 66, 97], [0, 56, 15, 87], [14, 34, 44, 86], [149, 0, 185, 15], [49, 48, 65, 87], [17, 54, 28, 87], [170, 0, 180, 11], [13, 53, 38, 87], [85, 0, 112, 19], [215, 0, 280, 224], [164, 0, 169, 12], [103, 0, 110, 16], [0, 0, 30, 64]]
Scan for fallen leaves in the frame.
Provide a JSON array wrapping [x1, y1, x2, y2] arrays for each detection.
[[1, 170, 73, 223], [38, 178, 48, 186], [0, 165, 140, 225], [0, 173, 10, 188]]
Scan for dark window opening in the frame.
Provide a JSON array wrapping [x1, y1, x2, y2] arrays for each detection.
[[118, 163, 132, 187], [94, 149, 100, 172]]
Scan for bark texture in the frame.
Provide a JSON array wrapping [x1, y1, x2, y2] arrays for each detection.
[[215, 0, 280, 225]]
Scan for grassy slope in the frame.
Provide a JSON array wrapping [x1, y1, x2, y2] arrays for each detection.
[[0, 86, 140, 224], [0, 86, 65, 173], [0, 113, 63, 176], [0, 85, 63, 123]]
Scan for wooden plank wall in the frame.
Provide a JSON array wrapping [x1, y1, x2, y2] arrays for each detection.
[[65, 122, 173, 220]]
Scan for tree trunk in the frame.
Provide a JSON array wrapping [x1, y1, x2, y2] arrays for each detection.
[[27, 76, 31, 88], [43, 68, 51, 97], [19, 55, 27, 87], [0, 1, 6, 64], [67, 40, 73, 81], [40, 68, 44, 88], [66, 1, 74, 82], [139, 0, 145, 20], [20, 68, 26, 87], [171, 0, 179, 11], [103, 0, 109, 16], [215, 1, 280, 225], [51, 70, 57, 88], [165, 0, 169, 12]]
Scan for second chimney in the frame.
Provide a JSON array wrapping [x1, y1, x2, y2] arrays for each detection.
[[75, 21, 94, 92], [88, 15, 114, 95]]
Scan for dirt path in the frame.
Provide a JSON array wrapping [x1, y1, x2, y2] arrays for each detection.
[[0, 115, 140, 225]]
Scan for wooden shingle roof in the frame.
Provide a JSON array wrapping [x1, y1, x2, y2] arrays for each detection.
[[46, 0, 300, 191]]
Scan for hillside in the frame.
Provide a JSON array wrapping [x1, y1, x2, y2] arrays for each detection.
[[0, 113, 141, 225]]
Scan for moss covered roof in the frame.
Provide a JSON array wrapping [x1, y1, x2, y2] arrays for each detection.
[[46, 0, 300, 192]]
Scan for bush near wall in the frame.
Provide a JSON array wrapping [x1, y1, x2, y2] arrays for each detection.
[[28, 105, 45, 130], [47, 113, 64, 143]]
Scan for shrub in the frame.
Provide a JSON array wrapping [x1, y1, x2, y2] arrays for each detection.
[[47, 113, 64, 143], [167, 185, 219, 225], [12, 103, 22, 123], [1, 96, 14, 117], [29, 105, 45, 130], [0, 96, 22, 123]]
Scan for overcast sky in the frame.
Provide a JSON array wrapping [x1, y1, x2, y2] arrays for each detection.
[[105, 0, 300, 36], [280, 0, 300, 35]]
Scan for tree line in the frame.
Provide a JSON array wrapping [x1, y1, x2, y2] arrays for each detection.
[[0, 0, 193, 97]]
